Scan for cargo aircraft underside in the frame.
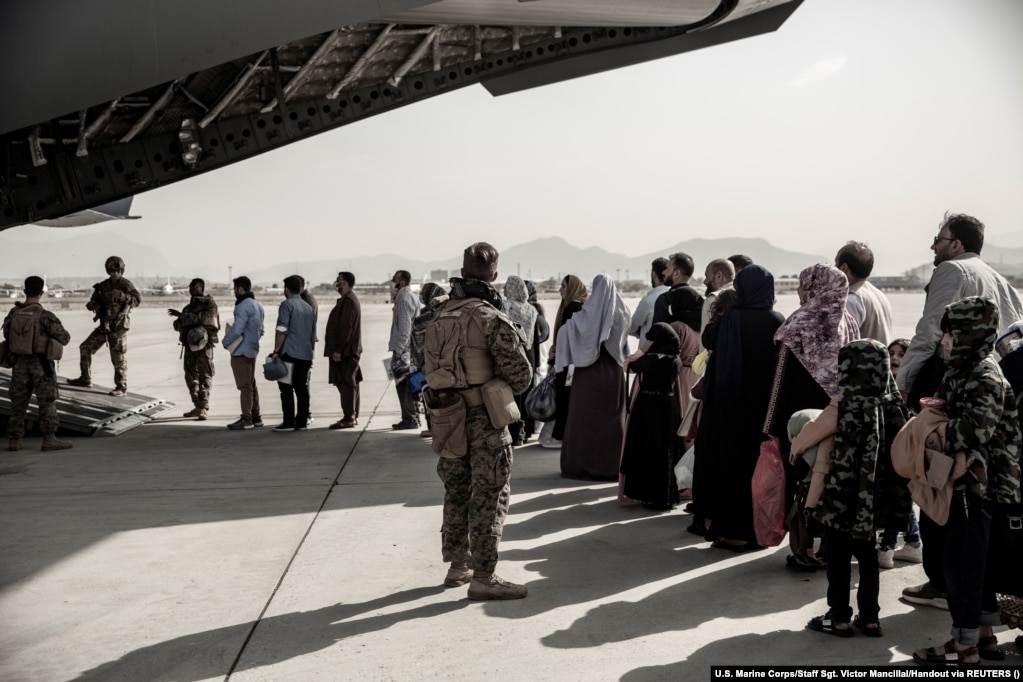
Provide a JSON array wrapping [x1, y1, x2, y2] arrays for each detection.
[[0, 0, 802, 230]]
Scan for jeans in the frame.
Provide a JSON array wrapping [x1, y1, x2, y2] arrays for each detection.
[[824, 526, 880, 624], [919, 510, 948, 592], [879, 508, 921, 550], [278, 355, 312, 427], [943, 490, 997, 646]]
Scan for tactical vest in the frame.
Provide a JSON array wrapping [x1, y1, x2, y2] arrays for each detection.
[[5, 304, 49, 356], [423, 298, 496, 390]]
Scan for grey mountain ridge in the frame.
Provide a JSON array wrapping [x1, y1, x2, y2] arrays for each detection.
[[6, 231, 1023, 286]]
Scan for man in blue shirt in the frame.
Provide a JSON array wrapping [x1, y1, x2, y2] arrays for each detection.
[[270, 275, 316, 432], [222, 276, 265, 430]]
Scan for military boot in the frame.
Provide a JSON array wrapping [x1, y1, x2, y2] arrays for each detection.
[[66, 377, 92, 388], [196, 408, 208, 421], [8, 438, 22, 452], [467, 572, 527, 600], [443, 561, 472, 588], [182, 406, 202, 418], [41, 435, 73, 451]]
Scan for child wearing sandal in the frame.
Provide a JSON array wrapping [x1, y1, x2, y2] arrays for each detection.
[[912, 298, 1022, 667], [805, 339, 911, 638]]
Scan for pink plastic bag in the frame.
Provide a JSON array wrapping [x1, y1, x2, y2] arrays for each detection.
[[752, 436, 787, 547]]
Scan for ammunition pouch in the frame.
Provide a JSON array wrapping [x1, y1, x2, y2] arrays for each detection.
[[481, 377, 520, 429], [423, 387, 468, 458]]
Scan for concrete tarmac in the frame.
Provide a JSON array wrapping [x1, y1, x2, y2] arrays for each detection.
[[2, 306, 1021, 680]]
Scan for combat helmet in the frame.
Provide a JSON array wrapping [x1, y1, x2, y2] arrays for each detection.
[[105, 255, 125, 273]]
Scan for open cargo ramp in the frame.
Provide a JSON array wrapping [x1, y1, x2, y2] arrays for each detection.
[[0, 369, 176, 436]]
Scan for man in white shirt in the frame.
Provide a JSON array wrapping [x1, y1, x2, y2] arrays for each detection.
[[628, 257, 669, 343], [835, 241, 893, 345], [700, 258, 735, 340]]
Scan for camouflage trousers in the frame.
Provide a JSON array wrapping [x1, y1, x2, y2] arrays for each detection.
[[183, 347, 215, 408], [6, 355, 59, 438], [436, 405, 513, 573], [79, 328, 128, 391]]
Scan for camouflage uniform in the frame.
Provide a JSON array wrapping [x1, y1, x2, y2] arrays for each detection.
[[3, 302, 71, 438], [173, 294, 220, 410], [79, 276, 141, 391], [430, 278, 533, 573]]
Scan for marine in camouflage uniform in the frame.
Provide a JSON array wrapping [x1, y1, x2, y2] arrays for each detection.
[[427, 246, 533, 600], [808, 339, 910, 633], [68, 256, 141, 396], [910, 297, 1022, 661], [169, 279, 220, 418], [3, 276, 73, 451]]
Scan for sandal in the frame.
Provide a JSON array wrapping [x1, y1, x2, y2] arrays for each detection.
[[978, 635, 1004, 661], [912, 639, 980, 667], [852, 615, 882, 637], [806, 612, 854, 638]]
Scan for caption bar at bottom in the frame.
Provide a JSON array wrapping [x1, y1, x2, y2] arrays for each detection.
[[711, 667, 1021, 680]]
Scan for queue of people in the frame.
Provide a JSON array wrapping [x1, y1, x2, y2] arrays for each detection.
[[4, 216, 1022, 655]]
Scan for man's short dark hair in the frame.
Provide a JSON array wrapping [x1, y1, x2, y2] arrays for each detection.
[[24, 276, 44, 297], [394, 270, 412, 286], [463, 242, 500, 280], [835, 241, 875, 279], [651, 257, 669, 281], [338, 271, 355, 287], [190, 277, 205, 291], [290, 274, 306, 290], [668, 252, 695, 278], [728, 254, 754, 271], [283, 275, 303, 294], [942, 212, 984, 255], [707, 258, 735, 280], [233, 276, 252, 291]]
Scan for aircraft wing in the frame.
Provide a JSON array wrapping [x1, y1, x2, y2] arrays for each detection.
[[1, 0, 804, 231], [33, 197, 141, 228]]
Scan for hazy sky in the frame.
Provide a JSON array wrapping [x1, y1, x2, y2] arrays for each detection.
[[2, 0, 1021, 277]]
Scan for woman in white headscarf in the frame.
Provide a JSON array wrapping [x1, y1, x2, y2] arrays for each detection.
[[554, 273, 631, 480], [504, 275, 538, 445]]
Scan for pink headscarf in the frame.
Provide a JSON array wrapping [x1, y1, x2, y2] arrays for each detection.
[[774, 264, 859, 396]]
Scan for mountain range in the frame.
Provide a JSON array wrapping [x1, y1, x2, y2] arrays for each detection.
[[7, 231, 1023, 287]]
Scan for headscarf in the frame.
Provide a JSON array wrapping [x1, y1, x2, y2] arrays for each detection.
[[419, 282, 445, 308], [815, 339, 909, 540], [712, 265, 776, 403], [553, 274, 588, 346], [774, 263, 859, 396], [667, 285, 704, 332], [503, 275, 538, 347], [555, 273, 631, 371], [646, 321, 681, 357]]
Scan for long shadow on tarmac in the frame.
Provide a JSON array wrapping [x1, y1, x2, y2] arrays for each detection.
[[69, 586, 462, 681]]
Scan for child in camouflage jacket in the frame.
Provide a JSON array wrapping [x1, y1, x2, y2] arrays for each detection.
[[806, 339, 910, 639], [912, 297, 1022, 667]]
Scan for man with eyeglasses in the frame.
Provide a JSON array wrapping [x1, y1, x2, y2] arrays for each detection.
[[68, 255, 141, 396], [897, 212, 1023, 613]]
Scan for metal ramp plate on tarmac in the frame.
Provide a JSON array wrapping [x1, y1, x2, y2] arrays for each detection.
[[0, 369, 176, 436]]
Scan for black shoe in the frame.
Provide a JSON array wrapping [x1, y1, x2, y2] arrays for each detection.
[[252, 417, 264, 428], [392, 421, 419, 430], [295, 424, 308, 432], [272, 423, 296, 433]]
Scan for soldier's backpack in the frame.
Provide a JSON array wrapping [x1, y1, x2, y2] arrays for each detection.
[[422, 298, 495, 390], [6, 306, 43, 356]]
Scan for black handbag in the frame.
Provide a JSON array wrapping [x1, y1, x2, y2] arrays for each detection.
[[523, 371, 557, 422]]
